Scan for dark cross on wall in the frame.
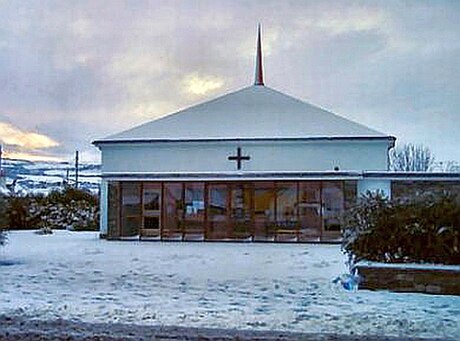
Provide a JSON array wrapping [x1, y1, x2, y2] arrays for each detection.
[[228, 147, 251, 170]]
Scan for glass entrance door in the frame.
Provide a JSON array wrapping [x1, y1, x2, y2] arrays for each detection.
[[141, 184, 161, 238]]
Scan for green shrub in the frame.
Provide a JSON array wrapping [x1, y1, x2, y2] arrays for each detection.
[[342, 191, 460, 265]]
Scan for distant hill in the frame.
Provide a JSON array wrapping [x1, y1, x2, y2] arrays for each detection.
[[0, 158, 100, 195]]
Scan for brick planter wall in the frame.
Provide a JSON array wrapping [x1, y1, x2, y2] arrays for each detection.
[[357, 265, 460, 296]]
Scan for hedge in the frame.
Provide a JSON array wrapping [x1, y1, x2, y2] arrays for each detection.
[[1, 188, 99, 231], [342, 191, 460, 265]]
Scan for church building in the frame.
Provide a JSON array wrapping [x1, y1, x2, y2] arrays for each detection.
[[94, 27, 459, 242]]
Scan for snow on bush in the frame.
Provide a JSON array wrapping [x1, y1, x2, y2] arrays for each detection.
[[342, 191, 460, 265], [29, 197, 98, 231], [4, 188, 99, 231]]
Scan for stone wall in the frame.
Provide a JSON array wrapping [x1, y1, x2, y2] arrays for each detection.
[[357, 265, 460, 295], [392, 181, 460, 200]]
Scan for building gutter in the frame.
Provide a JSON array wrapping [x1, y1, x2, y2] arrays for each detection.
[[93, 135, 396, 147]]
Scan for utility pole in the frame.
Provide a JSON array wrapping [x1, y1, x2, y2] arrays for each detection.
[[0, 145, 6, 191], [75, 150, 79, 189]]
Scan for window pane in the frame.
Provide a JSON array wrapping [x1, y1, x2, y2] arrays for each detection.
[[276, 182, 298, 225], [144, 216, 159, 229], [322, 181, 344, 232], [183, 183, 205, 236], [230, 184, 252, 238], [273, 182, 298, 241], [208, 183, 229, 239], [143, 184, 161, 211], [298, 182, 321, 240], [253, 182, 275, 239], [163, 182, 183, 238], [121, 182, 141, 237], [344, 180, 357, 210]]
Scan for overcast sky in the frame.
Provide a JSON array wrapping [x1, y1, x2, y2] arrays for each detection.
[[0, 0, 459, 164]]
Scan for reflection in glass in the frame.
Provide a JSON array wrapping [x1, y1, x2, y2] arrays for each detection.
[[121, 182, 141, 237], [276, 182, 298, 226], [143, 188, 160, 211], [207, 183, 229, 239], [322, 181, 344, 232], [184, 182, 205, 236], [253, 182, 275, 239], [230, 184, 252, 237], [298, 182, 321, 239], [142, 184, 161, 236], [163, 182, 183, 238]]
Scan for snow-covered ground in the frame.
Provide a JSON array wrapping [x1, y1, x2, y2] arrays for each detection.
[[0, 231, 459, 339]]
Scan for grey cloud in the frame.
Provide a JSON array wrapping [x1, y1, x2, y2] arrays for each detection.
[[0, 0, 458, 161]]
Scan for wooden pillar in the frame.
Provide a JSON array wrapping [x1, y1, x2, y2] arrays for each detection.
[[296, 181, 300, 242], [160, 182, 165, 240], [204, 182, 209, 240], [320, 181, 324, 242], [181, 182, 185, 241], [117, 182, 122, 238]]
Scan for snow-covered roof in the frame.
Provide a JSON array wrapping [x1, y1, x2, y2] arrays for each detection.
[[95, 85, 390, 144]]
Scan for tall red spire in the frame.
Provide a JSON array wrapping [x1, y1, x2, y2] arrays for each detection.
[[254, 24, 264, 86]]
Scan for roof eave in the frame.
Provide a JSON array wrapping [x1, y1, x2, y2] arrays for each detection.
[[93, 135, 396, 146]]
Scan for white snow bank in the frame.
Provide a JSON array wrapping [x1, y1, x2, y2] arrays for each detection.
[[0, 231, 458, 339]]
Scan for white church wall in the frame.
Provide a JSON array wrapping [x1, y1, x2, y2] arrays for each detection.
[[357, 179, 392, 198], [100, 139, 389, 174]]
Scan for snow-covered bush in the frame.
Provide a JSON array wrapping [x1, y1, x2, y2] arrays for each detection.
[[4, 188, 99, 231], [342, 191, 460, 265], [5, 195, 42, 229], [29, 188, 99, 231]]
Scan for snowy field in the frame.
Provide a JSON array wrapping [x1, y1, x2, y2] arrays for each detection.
[[0, 231, 459, 339], [1, 158, 100, 195]]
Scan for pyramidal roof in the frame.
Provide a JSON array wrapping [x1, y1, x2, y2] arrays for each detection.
[[97, 85, 387, 143], [95, 25, 390, 144]]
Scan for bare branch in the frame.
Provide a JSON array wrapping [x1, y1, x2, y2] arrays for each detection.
[[389, 143, 435, 172]]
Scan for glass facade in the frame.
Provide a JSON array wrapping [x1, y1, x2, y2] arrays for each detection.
[[112, 180, 355, 242]]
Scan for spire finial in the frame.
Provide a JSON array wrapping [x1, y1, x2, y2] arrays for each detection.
[[254, 23, 264, 86]]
